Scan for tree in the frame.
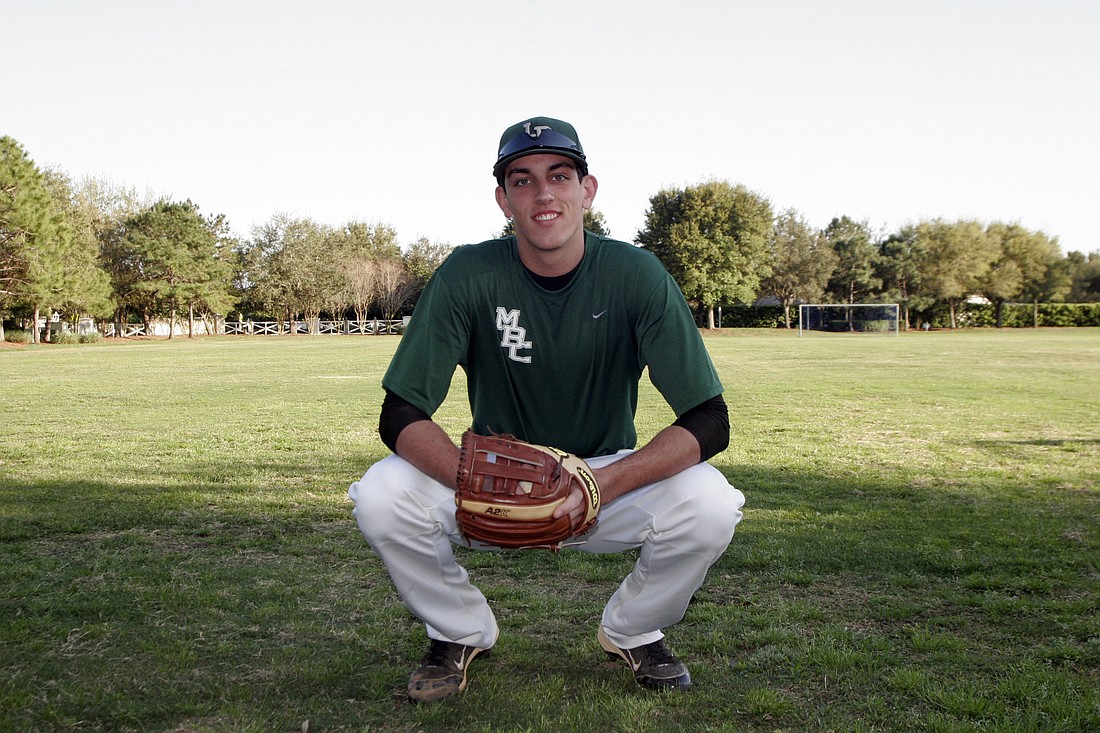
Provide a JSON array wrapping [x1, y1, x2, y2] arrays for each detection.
[[761, 209, 837, 328], [912, 218, 997, 329], [1, 137, 48, 303], [240, 215, 297, 322], [375, 258, 416, 321], [88, 179, 163, 333], [274, 219, 336, 332], [41, 170, 115, 327], [637, 180, 773, 328], [102, 223, 160, 335], [824, 216, 881, 308], [344, 256, 379, 322], [404, 236, 454, 307], [330, 221, 402, 321], [334, 221, 401, 259], [0, 136, 95, 343], [980, 223, 1066, 327], [243, 215, 345, 332], [583, 209, 610, 237], [184, 212, 238, 336], [118, 200, 234, 338], [1066, 250, 1100, 302], [878, 224, 935, 330]]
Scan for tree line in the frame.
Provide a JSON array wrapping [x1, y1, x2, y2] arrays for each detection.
[[1, 136, 451, 343], [638, 180, 1098, 330], [3, 136, 1098, 342]]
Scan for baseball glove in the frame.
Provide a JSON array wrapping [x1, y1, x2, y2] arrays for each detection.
[[455, 430, 601, 550]]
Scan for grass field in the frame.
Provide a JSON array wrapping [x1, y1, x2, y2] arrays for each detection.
[[1, 329, 1097, 733]]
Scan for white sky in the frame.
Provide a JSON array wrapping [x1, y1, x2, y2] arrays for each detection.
[[4, 0, 1098, 253]]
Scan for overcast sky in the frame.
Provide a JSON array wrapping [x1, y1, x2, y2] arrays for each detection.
[[5, 0, 1098, 254]]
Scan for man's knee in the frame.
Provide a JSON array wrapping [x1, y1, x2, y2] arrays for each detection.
[[668, 463, 745, 549], [348, 455, 425, 543]]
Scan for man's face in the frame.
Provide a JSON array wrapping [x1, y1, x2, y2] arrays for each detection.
[[495, 153, 597, 257]]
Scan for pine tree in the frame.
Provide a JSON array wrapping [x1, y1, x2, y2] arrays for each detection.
[[0, 136, 76, 342]]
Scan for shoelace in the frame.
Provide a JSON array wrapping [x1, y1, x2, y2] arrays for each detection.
[[638, 640, 677, 667], [422, 640, 459, 667]]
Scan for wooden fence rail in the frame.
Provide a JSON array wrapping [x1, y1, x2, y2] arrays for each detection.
[[222, 320, 407, 335], [102, 319, 407, 338]]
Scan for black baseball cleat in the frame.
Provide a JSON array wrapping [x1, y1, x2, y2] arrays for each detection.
[[407, 639, 491, 703], [598, 627, 692, 689]]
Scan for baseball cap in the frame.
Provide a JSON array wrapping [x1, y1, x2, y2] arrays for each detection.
[[493, 116, 588, 183]]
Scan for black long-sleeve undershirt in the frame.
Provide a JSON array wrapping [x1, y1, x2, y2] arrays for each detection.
[[378, 389, 730, 462]]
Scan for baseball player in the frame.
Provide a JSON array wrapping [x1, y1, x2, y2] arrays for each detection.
[[348, 116, 745, 703]]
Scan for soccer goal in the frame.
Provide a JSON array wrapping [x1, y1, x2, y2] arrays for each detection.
[[798, 304, 900, 337]]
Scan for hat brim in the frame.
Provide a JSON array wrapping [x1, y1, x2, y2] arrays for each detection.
[[493, 149, 588, 181]]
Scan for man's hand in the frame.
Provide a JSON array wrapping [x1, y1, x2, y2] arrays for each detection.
[[552, 476, 591, 527], [553, 426, 705, 524]]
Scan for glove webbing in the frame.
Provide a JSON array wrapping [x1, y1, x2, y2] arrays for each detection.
[[471, 450, 564, 497]]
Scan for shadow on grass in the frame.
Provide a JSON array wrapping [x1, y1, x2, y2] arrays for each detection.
[[1, 461, 1097, 732], [3, 454, 1097, 576], [0, 452, 374, 540]]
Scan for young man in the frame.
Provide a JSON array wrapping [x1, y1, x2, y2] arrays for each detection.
[[348, 116, 745, 703]]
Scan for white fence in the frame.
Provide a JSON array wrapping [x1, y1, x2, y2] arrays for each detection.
[[101, 319, 408, 338], [102, 322, 217, 338], [223, 319, 407, 335]]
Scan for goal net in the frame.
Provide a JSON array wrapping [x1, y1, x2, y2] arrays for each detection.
[[799, 304, 900, 337]]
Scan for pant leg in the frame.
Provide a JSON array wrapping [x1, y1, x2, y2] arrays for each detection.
[[349, 452, 743, 651], [348, 455, 499, 648], [575, 454, 745, 649]]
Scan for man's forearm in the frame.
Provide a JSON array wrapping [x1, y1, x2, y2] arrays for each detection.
[[594, 425, 701, 504], [395, 420, 703, 516], [394, 420, 461, 490]]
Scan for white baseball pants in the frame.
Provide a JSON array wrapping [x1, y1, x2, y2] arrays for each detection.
[[348, 451, 745, 650]]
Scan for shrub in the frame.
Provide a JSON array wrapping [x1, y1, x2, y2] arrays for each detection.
[[3, 330, 31, 343], [714, 305, 787, 328], [934, 302, 1100, 328], [1041, 302, 1100, 327]]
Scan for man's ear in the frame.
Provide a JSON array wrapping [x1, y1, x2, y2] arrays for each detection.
[[581, 174, 598, 210], [495, 185, 513, 219]]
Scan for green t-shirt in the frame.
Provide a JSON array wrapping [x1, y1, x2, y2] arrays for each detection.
[[382, 232, 723, 457]]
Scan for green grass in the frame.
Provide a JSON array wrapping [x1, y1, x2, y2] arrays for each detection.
[[1, 329, 1098, 732]]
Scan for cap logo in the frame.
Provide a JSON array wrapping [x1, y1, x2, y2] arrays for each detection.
[[524, 122, 551, 139]]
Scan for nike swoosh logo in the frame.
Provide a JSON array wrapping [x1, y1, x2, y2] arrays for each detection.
[[455, 648, 468, 670], [592, 310, 607, 319]]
